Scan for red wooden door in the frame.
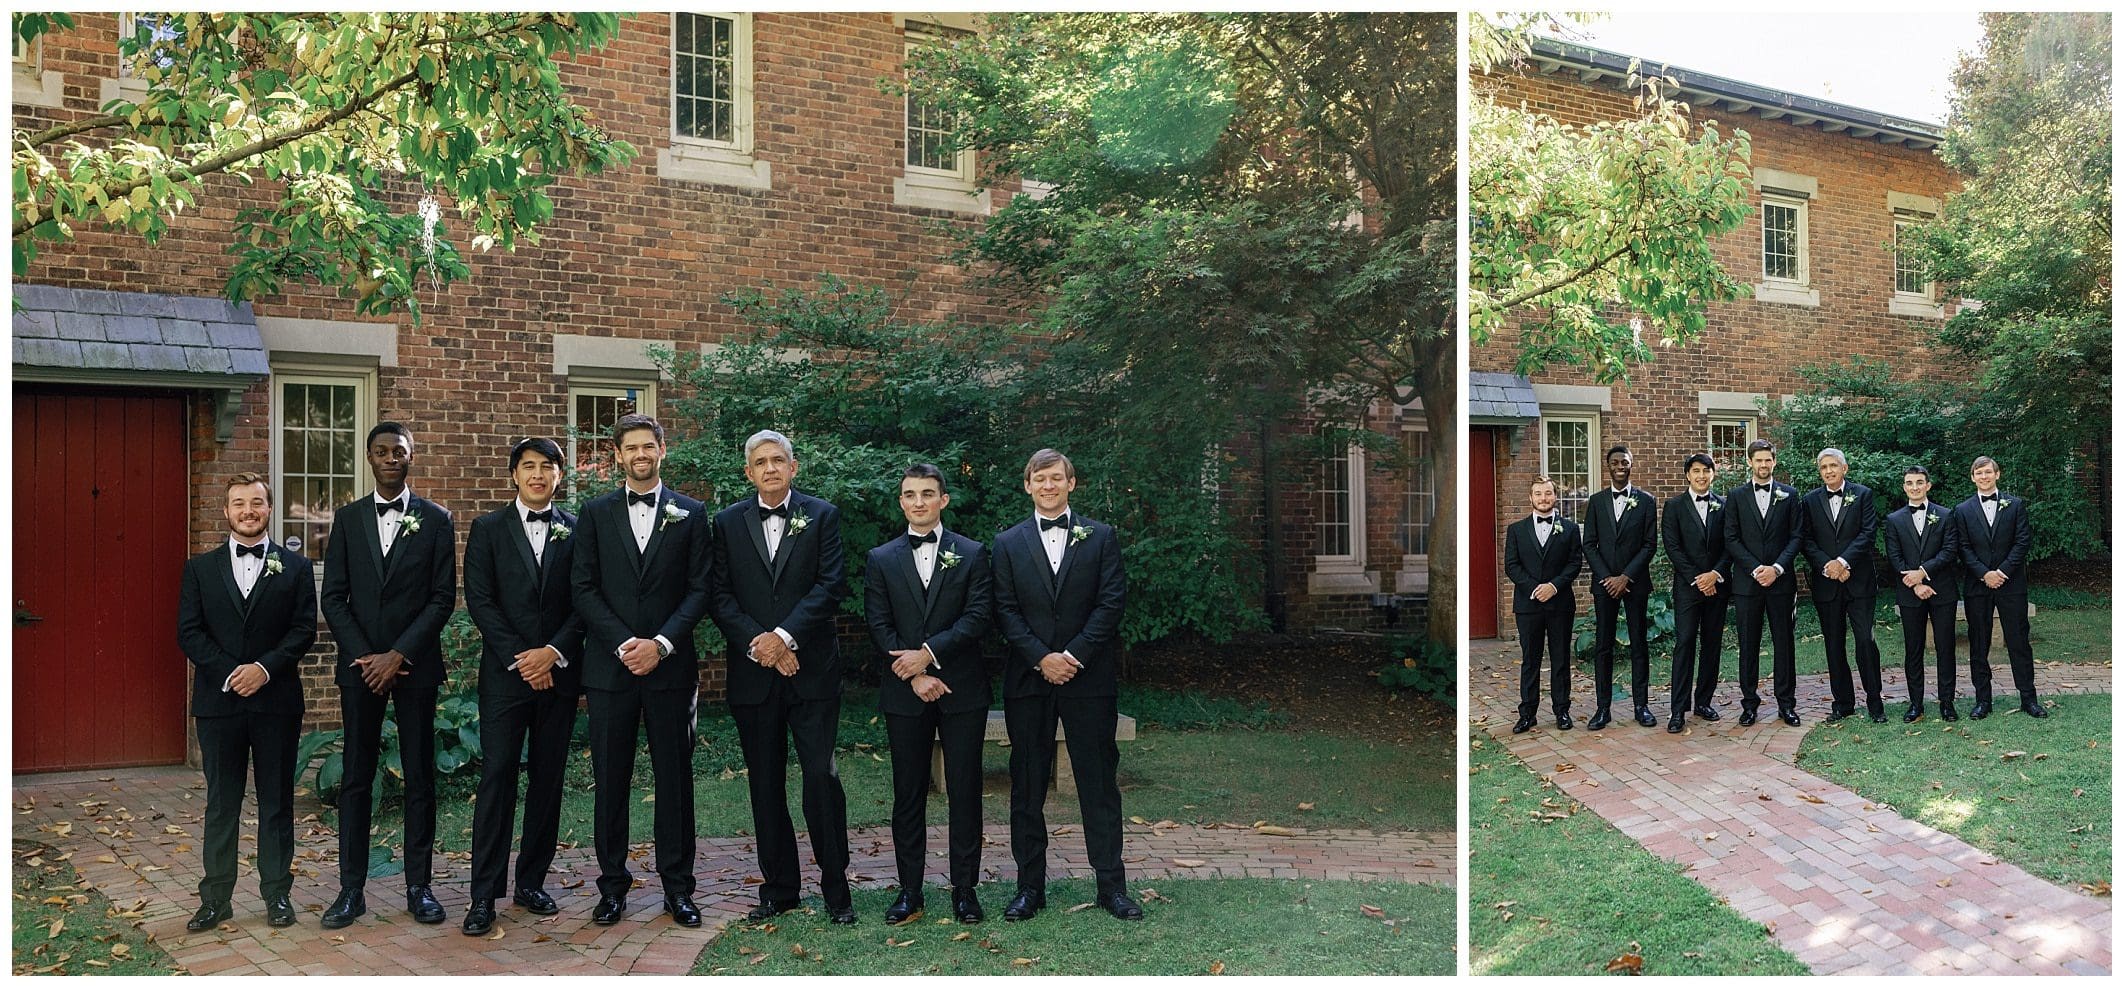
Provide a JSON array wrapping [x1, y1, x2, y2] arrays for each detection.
[[1470, 428, 1500, 639], [13, 388, 191, 771]]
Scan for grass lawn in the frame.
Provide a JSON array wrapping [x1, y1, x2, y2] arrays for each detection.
[[690, 877, 1452, 976], [11, 846, 178, 976], [1468, 742, 1807, 976], [1795, 692, 2112, 889]]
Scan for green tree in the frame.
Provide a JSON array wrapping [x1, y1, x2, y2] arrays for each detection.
[[905, 12, 1458, 646], [11, 12, 635, 319]]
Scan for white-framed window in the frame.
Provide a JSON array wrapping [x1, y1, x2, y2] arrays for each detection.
[[1888, 192, 1943, 318], [568, 379, 657, 480], [11, 24, 63, 108], [1395, 424, 1435, 594], [269, 364, 377, 573], [1541, 415, 1598, 523], [1309, 427, 1377, 594], [894, 22, 987, 215], [1752, 167, 1820, 307], [1707, 416, 1756, 470], [657, 12, 770, 190], [1893, 221, 1925, 296]]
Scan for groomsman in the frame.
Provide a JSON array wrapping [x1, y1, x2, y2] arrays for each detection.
[[319, 422, 456, 929], [1800, 447, 1884, 723], [1724, 439, 1803, 727], [176, 474, 316, 931], [991, 449, 1139, 921], [709, 430, 856, 925], [1953, 456, 2044, 718], [570, 414, 713, 927], [1882, 465, 1961, 723], [1662, 454, 1731, 733], [1503, 476, 1581, 734], [1580, 445, 1659, 730], [460, 438, 584, 935], [864, 464, 995, 925]]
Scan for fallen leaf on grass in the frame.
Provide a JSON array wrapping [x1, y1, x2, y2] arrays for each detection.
[[1297, 802, 1315, 812], [1359, 904, 1387, 919], [2082, 881, 2111, 897], [1066, 902, 1097, 913], [748, 953, 769, 966], [2001, 751, 2026, 761], [47, 920, 63, 939], [885, 938, 915, 949], [1209, 960, 1226, 975], [1011, 957, 1036, 967], [1605, 951, 1644, 975], [951, 932, 972, 942]]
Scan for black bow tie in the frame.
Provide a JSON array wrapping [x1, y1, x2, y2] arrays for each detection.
[[235, 543, 265, 558], [761, 502, 790, 519], [1040, 515, 1071, 531], [907, 530, 938, 546], [525, 509, 553, 524], [1911, 504, 1928, 513], [1755, 484, 1773, 493], [1981, 493, 1999, 502], [627, 489, 657, 507], [1696, 495, 1713, 503], [375, 499, 403, 516], [1535, 516, 1554, 526]]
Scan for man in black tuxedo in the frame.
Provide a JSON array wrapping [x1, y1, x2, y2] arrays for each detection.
[[1662, 454, 1732, 733], [1800, 447, 1885, 723], [1503, 476, 1581, 734], [570, 413, 713, 927], [176, 473, 317, 931], [1724, 439, 1804, 727], [709, 429, 855, 925], [319, 422, 456, 929], [460, 437, 585, 935], [864, 463, 994, 926], [1581, 445, 1659, 730], [1883, 465, 1962, 723], [991, 448, 1138, 922], [1953, 456, 2044, 719]]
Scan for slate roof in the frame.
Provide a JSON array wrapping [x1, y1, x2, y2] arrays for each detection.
[[1469, 371, 1540, 424], [13, 285, 267, 378]]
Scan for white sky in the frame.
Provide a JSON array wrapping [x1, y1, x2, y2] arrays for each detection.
[[1548, 13, 1986, 125]]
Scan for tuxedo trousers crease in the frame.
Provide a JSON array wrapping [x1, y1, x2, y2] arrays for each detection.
[[1590, 587, 1652, 708], [586, 686, 697, 899], [885, 706, 985, 893], [1733, 593, 1798, 711], [1514, 612, 1572, 717], [470, 689, 578, 901], [1964, 592, 2036, 701], [336, 686, 436, 888], [1670, 595, 1729, 716], [1004, 693, 1127, 896], [196, 711, 299, 902], [732, 689, 852, 907], [1816, 595, 1884, 711], [1899, 601, 1959, 704]]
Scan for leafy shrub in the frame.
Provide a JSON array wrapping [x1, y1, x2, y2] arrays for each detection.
[[1379, 634, 1454, 703]]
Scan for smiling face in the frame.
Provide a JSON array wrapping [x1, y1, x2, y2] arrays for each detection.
[[1749, 448, 1778, 483], [514, 447, 560, 510], [899, 476, 948, 532], [1606, 450, 1632, 489], [1817, 457, 1847, 489], [1686, 461, 1715, 495], [1903, 471, 1932, 506], [745, 440, 797, 503], [1025, 463, 1075, 516], [367, 432, 412, 494], [225, 481, 270, 541], [1971, 461, 2000, 494], [1529, 479, 1557, 515], [616, 426, 664, 489]]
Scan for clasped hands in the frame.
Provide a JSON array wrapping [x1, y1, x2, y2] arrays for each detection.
[[891, 648, 951, 703], [227, 662, 269, 697], [749, 631, 798, 677], [618, 636, 665, 677], [513, 645, 562, 690], [351, 650, 409, 694]]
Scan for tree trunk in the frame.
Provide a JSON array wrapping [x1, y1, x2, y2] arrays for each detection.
[[1421, 343, 1456, 649]]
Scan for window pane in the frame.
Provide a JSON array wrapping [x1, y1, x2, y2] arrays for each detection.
[[1317, 442, 1352, 557], [1763, 202, 1798, 281], [673, 13, 735, 143], [1545, 419, 1593, 521], [1397, 430, 1434, 556], [276, 379, 359, 568]]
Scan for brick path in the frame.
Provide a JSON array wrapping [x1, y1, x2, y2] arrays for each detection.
[[13, 768, 1452, 976], [1472, 640, 2113, 975]]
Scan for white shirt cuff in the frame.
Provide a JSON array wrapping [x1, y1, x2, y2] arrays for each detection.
[[1063, 649, 1083, 669], [921, 642, 940, 670], [222, 662, 267, 692], [653, 635, 673, 657], [1773, 564, 1786, 575], [550, 646, 568, 669], [773, 627, 796, 652]]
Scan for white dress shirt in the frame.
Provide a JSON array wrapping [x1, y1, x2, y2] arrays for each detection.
[[1531, 511, 1556, 548], [741, 492, 798, 662], [1609, 486, 1630, 522], [1036, 510, 1070, 574], [909, 527, 943, 670], [509, 499, 568, 670], [626, 484, 662, 552], [1980, 491, 2000, 526], [223, 535, 271, 691], [375, 489, 410, 555]]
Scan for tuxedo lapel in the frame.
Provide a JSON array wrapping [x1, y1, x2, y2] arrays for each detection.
[[218, 543, 251, 619], [539, 509, 573, 589], [639, 492, 673, 577], [1052, 517, 1082, 599], [918, 531, 950, 623], [741, 500, 773, 579], [506, 509, 542, 592], [359, 500, 388, 585]]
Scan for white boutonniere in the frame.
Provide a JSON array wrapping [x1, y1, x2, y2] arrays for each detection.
[[787, 510, 812, 536], [1706, 500, 1722, 513], [550, 522, 571, 541], [397, 512, 423, 535], [1622, 497, 1641, 513], [660, 501, 689, 531], [1771, 490, 1790, 504], [1996, 497, 2012, 510], [1070, 524, 1092, 545], [1839, 492, 1858, 508], [940, 549, 963, 570], [263, 554, 284, 577]]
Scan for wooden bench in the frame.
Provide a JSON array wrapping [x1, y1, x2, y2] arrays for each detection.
[[931, 709, 1136, 796]]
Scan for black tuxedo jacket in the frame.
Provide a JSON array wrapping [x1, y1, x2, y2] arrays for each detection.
[[1881, 502, 1960, 608], [1723, 481, 1803, 597], [320, 494, 457, 689], [1953, 490, 2034, 596], [1799, 484, 1879, 601], [864, 529, 994, 717], [1502, 515, 1581, 616], [569, 486, 712, 693], [1581, 487, 1658, 585], [1662, 492, 1732, 604], [464, 503, 587, 698], [709, 489, 850, 705], [178, 542, 317, 717], [991, 512, 1126, 700]]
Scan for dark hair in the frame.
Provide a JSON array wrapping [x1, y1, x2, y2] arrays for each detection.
[[1606, 444, 1631, 460], [225, 471, 273, 506], [1024, 447, 1075, 482], [1903, 464, 1930, 479], [1746, 439, 1776, 456], [1683, 453, 1716, 473], [367, 421, 412, 447], [612, 412, 663, 446], [901, 462, 948, 495], [510, 436, 563, 471]]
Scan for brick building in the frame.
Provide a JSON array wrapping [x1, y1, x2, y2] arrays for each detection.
[[1470, 38, 1964, 640], [11, 13, 1431, 772]]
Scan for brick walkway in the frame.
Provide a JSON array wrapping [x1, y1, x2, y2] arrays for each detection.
[[13, 768, 1452, 976], [1472, 640, 2113, 976]]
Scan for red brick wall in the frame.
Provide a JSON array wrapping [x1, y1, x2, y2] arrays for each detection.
[[1472, 68, 1966, 638]]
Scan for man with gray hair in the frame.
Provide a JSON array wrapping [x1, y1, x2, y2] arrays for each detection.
[[1799, 447, 1885, 723], [709, 429, 856, 924]]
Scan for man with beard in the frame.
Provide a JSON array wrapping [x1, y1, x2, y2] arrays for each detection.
[[1723, 440, 1804, 727], [1504, 476, 1581, 734]]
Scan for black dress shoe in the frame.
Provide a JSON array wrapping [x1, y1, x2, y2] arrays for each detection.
[[1904, 703, 1924, 723], [462, 900, 495, 936], [1634, 705, 1658, 728], [1824, 708, 1849, 724], [1097, 891, 1145, 920], [1868, 707, 1888, 724], [952, 889, 985, 924], [2021, 699, 2049, 718], [1970, 699, 1992, 720], [665, 894, 703, 928], [745, 899, 800, 923], [1940, 702, 1959, 722], [1737, 708, 1758, 727], [1511, 714, 1535, 734], [186, 901, 232, 932], [1665, 715, 1684, 734], [265, 895, 296, 928], [1555, 714, 1573, 730], [407, 884, 446, 924], [1586, 709, 1612, 731], [513, 888, 560, 916], [826, 902, 858, 925], [1002, 889, 1045, 921], [884, 891, 924, 925], [320, 888, 366, 930], [593, 894, 626, 926], [1693, 704, 1722, 721], [1779, 710, 1802, 727]]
